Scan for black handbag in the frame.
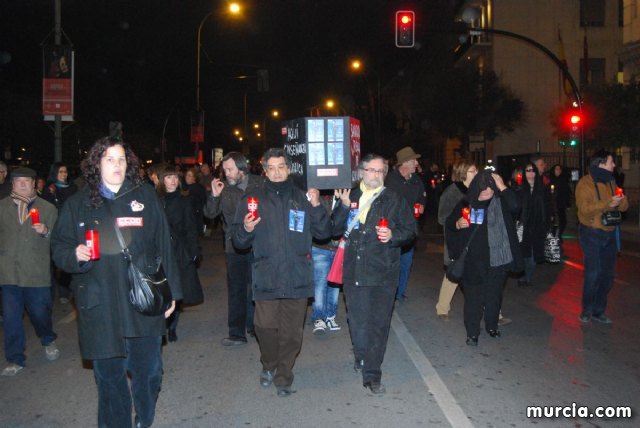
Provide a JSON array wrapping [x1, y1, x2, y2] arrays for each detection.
[[446, 227, 479, 283], [594, 181, 622, 226], [113, 221, 172, 316]]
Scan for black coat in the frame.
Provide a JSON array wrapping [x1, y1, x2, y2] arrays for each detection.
[[517, 180, 551, 262], [446, 187, 523, 276], [340, 186, 417, 288], [161, 190, 203, 305], [232, 177, 333, 301], [203, 174, 264, 253], [50, 180, 182, 360], [185, 182, 207, 235], [42, 181, 78, 209]]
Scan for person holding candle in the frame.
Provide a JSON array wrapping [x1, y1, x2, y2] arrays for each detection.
[[338, 154, 416, 394], [515, 162, 551, 287], [384, 146, 426, 302], [575, 149, 628, 324], [203, 152, 263, 346], [0, 167, 59, 376], [445, 170, 522, 346], [50, 135, 182, 427], [232, 148, 336, 397], [435, 159, 477, 320]]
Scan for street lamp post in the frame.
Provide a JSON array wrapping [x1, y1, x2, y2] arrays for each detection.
[[350, 59, 382, 151]]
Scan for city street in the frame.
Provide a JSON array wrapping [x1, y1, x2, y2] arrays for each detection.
[[1, 216, 639, 427]]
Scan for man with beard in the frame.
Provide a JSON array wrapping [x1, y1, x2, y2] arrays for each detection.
[[204, 152, 263, 346], [339, 154, 416, 394]]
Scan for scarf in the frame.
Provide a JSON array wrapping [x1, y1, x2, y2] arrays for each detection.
[[487, 197, 513, 267], [357, 180, 384, 224], [589, 166, 614, 184], [11, 191, 37, 225]]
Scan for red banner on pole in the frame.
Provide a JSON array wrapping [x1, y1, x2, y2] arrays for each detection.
[[191, 111, 205, 143], [42, 45, 74, 121]]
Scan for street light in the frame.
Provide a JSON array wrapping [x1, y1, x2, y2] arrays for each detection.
[[196, 2, 242, 111]]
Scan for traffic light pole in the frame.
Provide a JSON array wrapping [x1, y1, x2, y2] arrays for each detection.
[[463, 27, 586, 174]]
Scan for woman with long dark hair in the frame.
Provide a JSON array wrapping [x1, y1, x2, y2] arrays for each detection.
[[42, 162, 77, 209], [156, 166, 203, 342], [51, 136, 182, 428], [516, 162, 551, 286]]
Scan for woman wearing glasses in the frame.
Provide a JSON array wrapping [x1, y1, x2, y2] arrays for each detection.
[[516, 162, 551, 287]]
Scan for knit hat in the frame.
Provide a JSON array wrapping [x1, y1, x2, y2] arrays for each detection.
[[396, 146, 421, 165], [11, 167, 37, 179]]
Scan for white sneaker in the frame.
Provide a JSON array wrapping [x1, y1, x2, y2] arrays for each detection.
[[2, 363, 24, 376], [325, 316, 341, 331], [45, 342, 60, 361], [313, 319, 327, 335]]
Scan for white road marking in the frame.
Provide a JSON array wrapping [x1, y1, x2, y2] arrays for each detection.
[[392, 311, 473, 428]]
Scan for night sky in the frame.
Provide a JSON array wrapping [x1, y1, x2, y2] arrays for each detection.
[[1, 0, 462, 167]]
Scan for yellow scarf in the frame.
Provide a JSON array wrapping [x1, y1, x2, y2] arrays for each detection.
[[357, 181, 384, 224]]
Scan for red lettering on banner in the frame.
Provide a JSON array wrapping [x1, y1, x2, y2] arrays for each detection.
[[117, 217, 144, 227]]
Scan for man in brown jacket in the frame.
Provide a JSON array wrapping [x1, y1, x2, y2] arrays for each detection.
[[0, 167, 59, 376], [575, 149, 628, 324]]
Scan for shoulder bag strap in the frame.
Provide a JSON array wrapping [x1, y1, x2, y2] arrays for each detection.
[[345, 187, 385, 238]]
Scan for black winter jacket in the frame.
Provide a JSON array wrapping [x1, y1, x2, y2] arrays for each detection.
[[50, 180, 182, 360], [231, 177, 334, 300], [203, 174, 264, 254], [340, 186, 417, 287]]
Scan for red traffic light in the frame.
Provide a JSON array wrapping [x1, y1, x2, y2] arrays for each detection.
[[395, 10, 415, 48], [570, 114, 581, 124]]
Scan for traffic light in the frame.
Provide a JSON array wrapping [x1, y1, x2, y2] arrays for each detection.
[[568, 112, 581, 147], [395, 11, 415, 48]]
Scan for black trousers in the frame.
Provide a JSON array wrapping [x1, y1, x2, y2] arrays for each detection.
[[226, 252, 254, 338], [343, 283, 396, 384], [462, 266, 507, 337]]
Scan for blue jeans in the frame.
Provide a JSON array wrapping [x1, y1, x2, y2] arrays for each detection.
[[93, 336, 163, 428], [396, 246, 414, 299], [579, 225, 617, 316], [311, 246, 339, 321], [1, 285, 57, 367]]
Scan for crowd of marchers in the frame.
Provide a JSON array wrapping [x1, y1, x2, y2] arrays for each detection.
[[0, 139, 627, 426]]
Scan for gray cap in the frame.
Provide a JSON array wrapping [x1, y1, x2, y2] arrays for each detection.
[[11, 167, 37, 179]]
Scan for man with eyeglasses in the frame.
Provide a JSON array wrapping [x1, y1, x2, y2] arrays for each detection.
[[232, 148, 344, 397], [338, 154, 416, 394], [384, 147, 425, 301]]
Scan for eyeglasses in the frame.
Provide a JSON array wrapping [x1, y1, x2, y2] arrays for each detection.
[[525, 168, 535, 172], [362, 168, 385, 175]]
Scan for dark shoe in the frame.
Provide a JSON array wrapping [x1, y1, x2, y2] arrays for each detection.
[[259, 369, 274, 387], [276, 385, 295, 397], [591, 314, 612, 324], [134, 417, 149, 428], [466, 336, 478, 346], [437, 314, 449, 321], [167, 328, 177, 342], [486, 329, 501, 338], [247, 329, 256, 338], [221, 336, 247, 346], [353, 359, 364, 373], [578, 312, 591, 323], [363, 381, 386, 394]]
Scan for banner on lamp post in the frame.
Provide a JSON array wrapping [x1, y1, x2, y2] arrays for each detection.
[[42, 45, 74, 121], [191, 111, 205, 143]]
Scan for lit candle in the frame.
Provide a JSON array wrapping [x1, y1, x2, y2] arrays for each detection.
[[462, 207, 470, 222], [615, 187, 624, 197], [550, 184, 555, 194], [516, 173, 522, 185], [30, 208, 40, 224]]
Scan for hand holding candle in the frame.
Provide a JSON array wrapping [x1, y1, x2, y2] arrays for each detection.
[[615, 187, 624, 197], [30, 208, 40, 224], [377, 217, 390, 242]]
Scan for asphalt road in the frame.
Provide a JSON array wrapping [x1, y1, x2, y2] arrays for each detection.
[[1, 217, 639, 428]]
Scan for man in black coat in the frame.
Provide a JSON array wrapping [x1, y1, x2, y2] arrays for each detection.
[[204, 152, 263, 346], [339, 154, 416, 394], [232, 148, 336, 397]]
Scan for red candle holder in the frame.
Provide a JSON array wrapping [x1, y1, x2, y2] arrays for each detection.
[[462, 207, 470, 223], [248, 197, 259, 219], [615, 187, 624, 197]]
